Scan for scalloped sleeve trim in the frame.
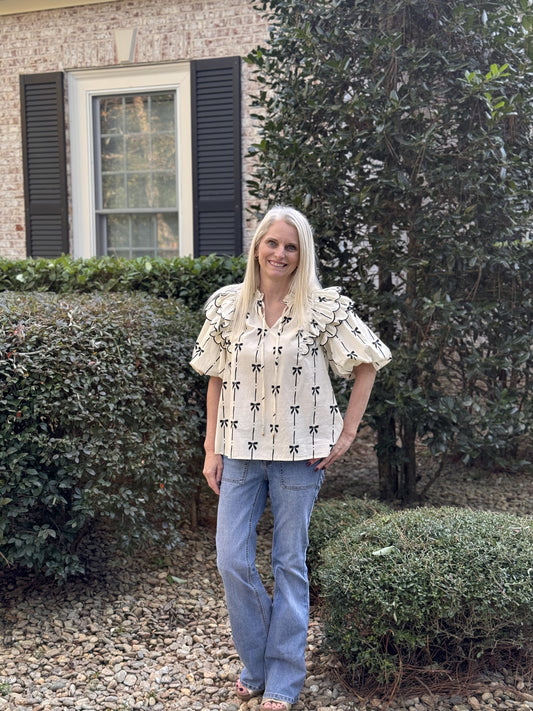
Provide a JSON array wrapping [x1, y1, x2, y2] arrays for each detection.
[[189, 284, 241, 376], [307, 287, 392, 378]]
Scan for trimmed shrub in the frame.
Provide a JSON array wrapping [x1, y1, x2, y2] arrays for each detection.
[[319, 507, 533, 686], [308, 496, 391, 588], [0, 292, 205, 580], [0, 254, 246, 308]]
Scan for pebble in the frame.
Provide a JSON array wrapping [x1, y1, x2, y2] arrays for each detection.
[[0, 449, 531, 711]]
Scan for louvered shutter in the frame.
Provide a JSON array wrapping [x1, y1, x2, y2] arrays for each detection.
[[191, 57, 242, 256], [20, 73, 69, 257]]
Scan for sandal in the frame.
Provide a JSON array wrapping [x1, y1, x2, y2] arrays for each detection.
[[235, 678, 263, 701], [260, 700, 292, 711]]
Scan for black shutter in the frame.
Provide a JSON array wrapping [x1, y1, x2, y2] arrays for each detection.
[[20, 72, 69, 257], [191, 57, 242, 256]]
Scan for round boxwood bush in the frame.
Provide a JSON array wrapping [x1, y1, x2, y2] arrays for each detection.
[[308, 496, 391, 588], [0, 291, 205, 580], [319, 506, 533, 686]]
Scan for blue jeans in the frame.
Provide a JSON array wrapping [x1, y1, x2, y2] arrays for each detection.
[[216, 457, 325, 705]]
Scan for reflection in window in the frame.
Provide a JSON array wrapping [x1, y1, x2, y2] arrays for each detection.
[[94, 92, 179, 257]]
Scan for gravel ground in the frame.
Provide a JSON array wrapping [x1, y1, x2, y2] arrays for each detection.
[[1, 434, 532, 711]]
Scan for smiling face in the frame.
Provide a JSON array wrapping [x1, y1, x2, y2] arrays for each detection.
[[255, 219, 300, 289]]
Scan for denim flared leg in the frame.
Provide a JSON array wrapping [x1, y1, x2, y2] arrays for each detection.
[[216, 457, 324, 704], [216, 458, 271, 692], [263, 460, 324, 703]]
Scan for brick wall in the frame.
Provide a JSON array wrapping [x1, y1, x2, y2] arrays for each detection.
[[0, 0, 268, 259]]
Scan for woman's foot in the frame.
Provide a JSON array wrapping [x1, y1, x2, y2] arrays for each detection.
[[260, 700, 292, 711], [235, 678, 263, 701]]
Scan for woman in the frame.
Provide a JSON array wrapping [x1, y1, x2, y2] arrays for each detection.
[[190, 206, 391, 711]]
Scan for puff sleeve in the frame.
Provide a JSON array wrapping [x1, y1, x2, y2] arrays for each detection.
[[308, 287, 392, 379], [189, 284, 240, 377]]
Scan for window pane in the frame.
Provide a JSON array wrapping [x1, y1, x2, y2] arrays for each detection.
[[157, 212, 179, 256], [100, 97, 124, 135], [152, 173, 176, 207], [131, 214, 154, 248], [126, 135, 150, 171], [151, 93, 175, 132], [125, 95, 149, 134], [101, 135, 124, 172], [127, 173, 150, 208], [102, 173, 125, 209], [152, 134, 175, 171], [107, 214, 130, 250]]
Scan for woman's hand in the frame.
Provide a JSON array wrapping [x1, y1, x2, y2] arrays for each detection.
[[309, 362, 377, 472], [203, 451, 224, 495], [308, 430, 357, 471]]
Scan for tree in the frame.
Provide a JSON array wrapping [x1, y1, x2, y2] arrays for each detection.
[[247, 0, 533, 502]]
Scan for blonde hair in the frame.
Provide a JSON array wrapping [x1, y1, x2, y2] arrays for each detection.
[[232, 205, 322, 337]]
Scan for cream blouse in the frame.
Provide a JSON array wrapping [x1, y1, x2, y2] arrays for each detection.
[[190, 284, 392, 461]]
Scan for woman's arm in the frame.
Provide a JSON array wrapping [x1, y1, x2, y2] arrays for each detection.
[[312, 362, 377, 470], [203, 376, 224, 495]]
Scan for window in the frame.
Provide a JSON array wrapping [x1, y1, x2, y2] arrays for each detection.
[[22, 59, 242, 258], [68, 64, 193, 258], [95, 92, 179, 257]]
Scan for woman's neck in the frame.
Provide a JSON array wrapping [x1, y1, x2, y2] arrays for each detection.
[[258, 277, 291, 305], [258, 280, 290, 328]]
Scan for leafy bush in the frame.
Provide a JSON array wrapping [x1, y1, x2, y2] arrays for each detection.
[[0, 292, 205, 580], [308, 496, 391, 588], [319, 507, 533, 686], [0, 254, 246, 308]]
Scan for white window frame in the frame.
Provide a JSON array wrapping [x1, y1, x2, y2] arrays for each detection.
[[68, 63, 193, 258]]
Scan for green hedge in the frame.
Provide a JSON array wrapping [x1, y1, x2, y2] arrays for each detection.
[[0, 254, 246, 307], [0, 291, 205, 580], [319, 506, 533, 686], [308, 496, 391, 588]]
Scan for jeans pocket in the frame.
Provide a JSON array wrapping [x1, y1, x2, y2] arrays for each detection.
[[221, 457, 249, 484], [280, 462, 325, 491]]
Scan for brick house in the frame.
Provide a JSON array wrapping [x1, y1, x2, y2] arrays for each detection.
[[0, 0, 268, 260]]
